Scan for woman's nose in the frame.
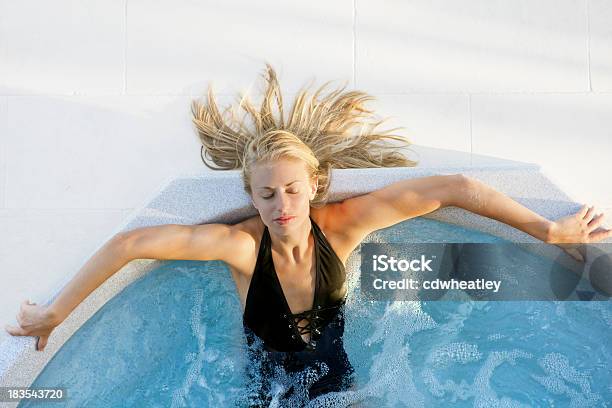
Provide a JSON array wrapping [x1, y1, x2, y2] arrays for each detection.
[[275, 192, 290, 210]]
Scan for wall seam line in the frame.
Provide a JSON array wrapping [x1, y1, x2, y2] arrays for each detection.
[[123, 0, 129, 95], [586, 0, 592, 92], [352, 0, 357, 88], [2, 97, 6, 208]]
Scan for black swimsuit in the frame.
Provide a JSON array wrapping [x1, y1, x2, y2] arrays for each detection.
[[241, 216, 355, 405]]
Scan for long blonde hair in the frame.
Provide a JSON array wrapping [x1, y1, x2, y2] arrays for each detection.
[[191, 63, 417, 207]]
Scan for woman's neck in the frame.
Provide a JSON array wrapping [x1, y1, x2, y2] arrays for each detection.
[[269, 217, 313, 264]]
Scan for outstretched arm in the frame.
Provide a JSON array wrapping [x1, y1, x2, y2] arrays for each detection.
[[327, 174, 611, 253], [455, 176, 611, 244], [5, 222, 244, 351]]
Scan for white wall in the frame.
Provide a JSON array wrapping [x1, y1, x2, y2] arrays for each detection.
[[1, 0, 611, 327]]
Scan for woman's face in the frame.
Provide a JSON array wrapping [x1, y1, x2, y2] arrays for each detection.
[[250, 158, 317, 235]]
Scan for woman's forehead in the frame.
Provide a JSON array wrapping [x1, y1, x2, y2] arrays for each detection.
[[251, 159, 309, 182]]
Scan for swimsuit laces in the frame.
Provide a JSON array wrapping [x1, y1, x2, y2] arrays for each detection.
[[289, 304, 339, 337], [292, 311, 324, 336]]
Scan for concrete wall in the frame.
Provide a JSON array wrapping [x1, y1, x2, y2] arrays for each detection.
[[1, 0, 611, 329]]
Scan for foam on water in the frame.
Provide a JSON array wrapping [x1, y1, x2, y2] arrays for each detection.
[[532, 353, 602, 407], [171, 288, 206, 407]]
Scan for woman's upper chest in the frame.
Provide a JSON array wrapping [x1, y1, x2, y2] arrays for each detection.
[[231, 208, 349, 312]]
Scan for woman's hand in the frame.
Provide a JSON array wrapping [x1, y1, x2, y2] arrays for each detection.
[[547, 205, 611, 262], [4, 300, 60, 351], [548, 205, 610, 244]]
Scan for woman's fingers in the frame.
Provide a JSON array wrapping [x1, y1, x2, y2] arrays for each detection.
[[37, 336, 49, 351], [4, 325, 49, 351], [21, 299, 35, 308], [588, 213, 605, 230], [10, 300, 49, 336], [4, 324, 28, 336], [589, 228, 612, 242], [578, 204, 589, 218], [16, 312, 24, 327], [583, 206, 595, 222]]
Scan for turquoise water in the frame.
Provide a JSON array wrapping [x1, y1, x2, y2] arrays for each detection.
[[22, 218, 611, 407]]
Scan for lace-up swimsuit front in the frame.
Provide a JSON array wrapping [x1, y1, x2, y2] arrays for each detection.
[[242, 216, 355, 404]]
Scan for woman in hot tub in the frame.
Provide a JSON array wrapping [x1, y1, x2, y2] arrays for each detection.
[[7, 64, 609, 406]]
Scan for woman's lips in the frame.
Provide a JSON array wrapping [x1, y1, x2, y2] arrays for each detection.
[[275, 216, 295, 225]]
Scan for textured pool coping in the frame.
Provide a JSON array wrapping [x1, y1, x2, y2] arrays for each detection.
[[1, 155, 610, 404]]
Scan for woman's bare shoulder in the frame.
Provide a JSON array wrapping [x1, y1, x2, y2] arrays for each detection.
[[231, 214, 264, 241], [310, 203, 342, 233], [310, 204, 360, 264], [218, 215, 264, 276]]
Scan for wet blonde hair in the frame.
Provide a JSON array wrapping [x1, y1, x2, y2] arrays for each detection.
[[191, 63, 417, 208]]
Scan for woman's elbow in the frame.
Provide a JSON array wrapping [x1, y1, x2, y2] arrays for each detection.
[[446, 173, 476, 207], [109, 231, 135, 261]]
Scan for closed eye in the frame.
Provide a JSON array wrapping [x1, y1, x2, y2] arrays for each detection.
[[261, 189, 299, 199]]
